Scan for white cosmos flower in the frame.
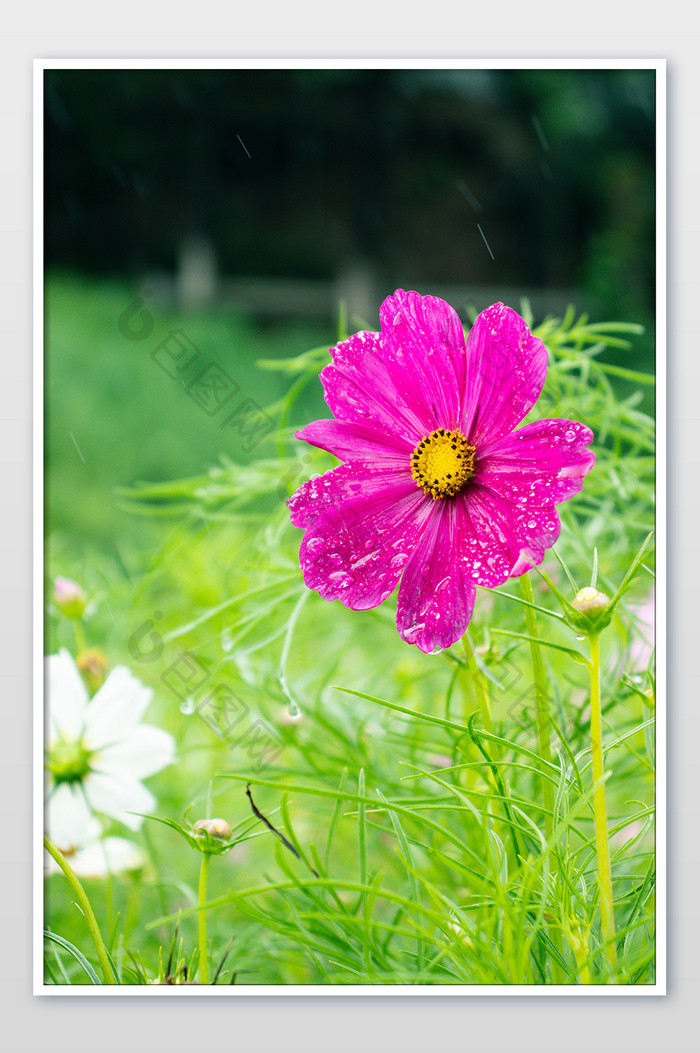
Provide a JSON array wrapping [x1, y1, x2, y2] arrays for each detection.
[[45, 649, 175, 852]]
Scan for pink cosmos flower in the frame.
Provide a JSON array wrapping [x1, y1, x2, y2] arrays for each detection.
[[288, 290, 595, 653]]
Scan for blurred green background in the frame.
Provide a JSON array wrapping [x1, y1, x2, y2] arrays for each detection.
[[45, 67, 656, 555]]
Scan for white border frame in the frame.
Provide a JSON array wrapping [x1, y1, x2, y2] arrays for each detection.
[[33, 57, 666, 996]]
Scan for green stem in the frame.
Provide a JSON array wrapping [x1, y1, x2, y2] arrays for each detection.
[[72, 619, 87, 654], [460, 633, 522, 863], [519, 574, 565, 983], [519, 573, 554, 839], [198, 852, 211, 984], [461, 632, 493, 735], [588, 633, 616, 970], [44, 835, 117, 984]]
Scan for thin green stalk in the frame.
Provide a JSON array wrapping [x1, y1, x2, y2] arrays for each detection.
[[198, 852, 211, 984], [519, 574, 565, 983], [72, 619, 87, 654], [588, 633, 616, 970], [461, 632, 493, 735], [519, 573, 554, 838], [44, 835, 117, 984]]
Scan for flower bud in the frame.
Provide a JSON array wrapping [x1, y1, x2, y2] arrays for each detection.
[[76, 648, 108, 693], [192, 818, 232, 840], [53, 577, 87, 619], [569, 587, 612, 633], [572, 586, 610, 613]]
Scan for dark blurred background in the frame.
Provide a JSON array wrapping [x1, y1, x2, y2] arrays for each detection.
[[45, 67, 655, 326], [44, 67, 656, 551]]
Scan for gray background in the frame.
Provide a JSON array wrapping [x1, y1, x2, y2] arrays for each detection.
[[3, 7, 696, 1052]]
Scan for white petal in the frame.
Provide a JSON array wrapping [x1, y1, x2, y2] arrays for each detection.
[[83, 666, 154, 749], [96, 724, 175, 780], [84, 770, 155, 830], [46, 781, 92, 851], [44, 836, 146, 877], [46, 650, 89, 743]]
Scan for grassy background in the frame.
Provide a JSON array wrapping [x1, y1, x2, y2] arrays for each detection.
[[45, 271, 331, 553]]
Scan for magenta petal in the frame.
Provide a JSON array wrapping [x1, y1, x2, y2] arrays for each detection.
[[288, 464, 362, 530], [453, 486, 525, 588], [461, 303, 549, 446], [293, 467, 429, 610], [320, 329, 425, 443], [477, 419, 595, 505], [396, 501, 477, 653], [507, 503, 562, 576], [380, 289, 466, 431], [295, 419, 412, 467], [455, 485, 562, 585]]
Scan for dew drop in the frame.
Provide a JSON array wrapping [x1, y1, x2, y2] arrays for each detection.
[[180, 697, 196, 715]]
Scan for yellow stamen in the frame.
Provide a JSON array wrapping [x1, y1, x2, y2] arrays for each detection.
[[410, 429, 476, 499]]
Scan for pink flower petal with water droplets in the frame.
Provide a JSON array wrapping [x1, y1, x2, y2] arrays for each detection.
[[477, 418, 595, 505], [288, 464, 387, 530], [296, 468, 430, 611], [295, 418, 412, 467], [396, 500, 477, 653], [507, 504, 562, 576], [320, 329, 426, 443], [455, 485, 562, 585], [380, 289, 466, 431], [461, 303, 548, 446], [454, 485, 525, 588]]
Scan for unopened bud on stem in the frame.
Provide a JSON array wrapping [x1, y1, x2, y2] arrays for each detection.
[[53, 577, 87, 619], [570, 587, 612, 633], [76, 648, 108, 693], [193, 818, 232, 840]]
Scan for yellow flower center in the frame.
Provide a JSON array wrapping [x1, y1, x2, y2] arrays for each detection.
[[410, 429, 476, 499]]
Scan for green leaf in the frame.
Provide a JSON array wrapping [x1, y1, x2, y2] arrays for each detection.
[[490, 629, 590, 665], [43, 930, 102, 985]]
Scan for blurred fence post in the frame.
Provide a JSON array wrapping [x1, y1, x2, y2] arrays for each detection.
[[176, 235, 218, 310]]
